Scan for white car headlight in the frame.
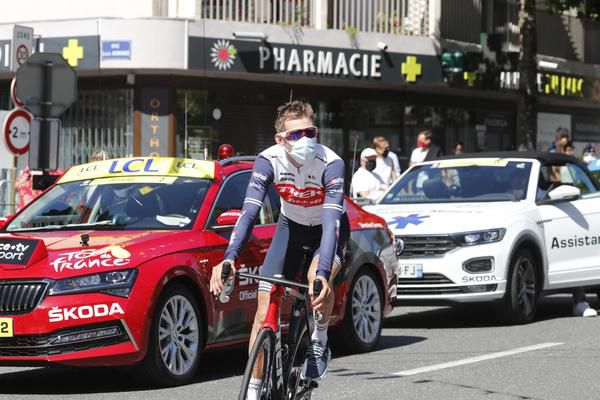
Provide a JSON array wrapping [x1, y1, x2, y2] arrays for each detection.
[[453, 229, 506, 246], [49, 269, 138, 297]]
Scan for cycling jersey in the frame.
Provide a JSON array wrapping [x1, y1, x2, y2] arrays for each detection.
[[224, 143, 346, 279]]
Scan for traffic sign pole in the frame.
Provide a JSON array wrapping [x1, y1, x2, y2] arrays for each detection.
[[15, 53, 77, 171]]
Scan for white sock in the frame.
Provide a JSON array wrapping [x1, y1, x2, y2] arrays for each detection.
[[247, 378, 262, 400], [311, 320, 328, 344]]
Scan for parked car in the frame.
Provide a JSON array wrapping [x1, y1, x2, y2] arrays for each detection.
[[365, 151, 600, 324], [0, 155, 396, 386]]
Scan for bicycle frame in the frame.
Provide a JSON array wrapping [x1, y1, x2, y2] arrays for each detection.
[[237, 272, 314, 399]]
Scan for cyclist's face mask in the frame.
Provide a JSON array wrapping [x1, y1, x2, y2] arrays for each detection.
[[279, 130, 317, 167], [382, 148, 390, 158]]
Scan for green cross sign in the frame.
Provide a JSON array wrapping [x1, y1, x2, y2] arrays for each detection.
[[401, 56, 422, 83]]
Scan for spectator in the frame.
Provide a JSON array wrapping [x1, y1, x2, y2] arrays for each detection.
[[372, 136, 400, 186], [452, 142, 465, 155], [410, 130, 442, 166], [573, 288, 597, 317], [548, 129, 569, 153], [581, 143, 597, 165], [90, 149, 109, 162], [15, 167, 64, 211], [562, 141, 575, 156], [351, 148, 385, 201]]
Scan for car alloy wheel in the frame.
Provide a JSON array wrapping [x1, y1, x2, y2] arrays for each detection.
[[333, 269, 383, 353], [502, 248, 537, 324], [515, 258, 536, 318], [136, 284, 203, 386], [158, 295, 200, 376], [351, 274, 382, 345]]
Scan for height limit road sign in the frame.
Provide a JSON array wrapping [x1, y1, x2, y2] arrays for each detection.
[[15, 52, 77, 118], [3, 108, 31, 155]]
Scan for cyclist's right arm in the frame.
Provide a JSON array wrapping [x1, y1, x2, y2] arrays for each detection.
[[223, 155, 274, 262]]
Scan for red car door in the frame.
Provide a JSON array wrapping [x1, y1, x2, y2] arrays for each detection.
[[206, 170, 277, 341]]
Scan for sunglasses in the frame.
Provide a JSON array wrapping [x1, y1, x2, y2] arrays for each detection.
[[279, 126, 319, 141]]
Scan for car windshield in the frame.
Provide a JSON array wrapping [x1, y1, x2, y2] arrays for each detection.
[[6, 177, 211, 232], [380, 160, 533, 204]]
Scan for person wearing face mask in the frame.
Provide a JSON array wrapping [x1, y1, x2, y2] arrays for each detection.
[[452, 141, 464, 155], [372, 136, 400, 186], [210, 101, 349, 397], [581, 144, 599, 168], [351, 148, 386, 201]]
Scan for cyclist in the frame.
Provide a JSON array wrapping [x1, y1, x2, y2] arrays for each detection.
[[210, 100, 349, 399]]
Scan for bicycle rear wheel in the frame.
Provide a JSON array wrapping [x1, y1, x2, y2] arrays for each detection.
[[239, 328, 277, 400]]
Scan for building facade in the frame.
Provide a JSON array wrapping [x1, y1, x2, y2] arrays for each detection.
[[0, 0, 599, 177]]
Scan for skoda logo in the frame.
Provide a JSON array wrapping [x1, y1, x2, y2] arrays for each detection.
[[395, 238, 405, 256]]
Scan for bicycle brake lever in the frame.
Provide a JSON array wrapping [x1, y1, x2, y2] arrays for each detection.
[[217, 262, 233, 303]]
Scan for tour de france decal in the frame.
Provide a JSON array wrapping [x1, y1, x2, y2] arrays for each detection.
[[211, 40, 237, 70]]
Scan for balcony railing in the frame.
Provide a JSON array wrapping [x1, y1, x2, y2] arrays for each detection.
[[331, 0, 429, 35], [197, 0, 313, 27], [193, 0, 430, 35]]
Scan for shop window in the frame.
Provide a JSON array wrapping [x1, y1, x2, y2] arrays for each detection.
[[60, 89, 134, 168]]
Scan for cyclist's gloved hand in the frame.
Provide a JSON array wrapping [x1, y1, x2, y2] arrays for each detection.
[[210, 259, 236, 296], [310, 276, 331, 312]]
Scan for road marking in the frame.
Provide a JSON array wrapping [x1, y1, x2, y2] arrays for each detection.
[[393, 342, 563, 376]]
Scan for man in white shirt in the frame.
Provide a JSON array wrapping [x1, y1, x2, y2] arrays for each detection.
[[372, 136, 400, 186], [410, 131, 429, 166], [351, 148, 386, 201]]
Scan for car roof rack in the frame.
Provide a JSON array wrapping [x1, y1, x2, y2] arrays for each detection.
[[219, 156, 257, 167]]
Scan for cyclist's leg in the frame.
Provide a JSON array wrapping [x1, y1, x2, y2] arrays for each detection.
[[309, 212, 350, 323], [248, 216, 305, 385], [302, 213, 350, 380]]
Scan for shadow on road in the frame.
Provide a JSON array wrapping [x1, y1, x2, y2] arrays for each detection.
[[0, 345, 248, 394], [385, 294, 598, 330]]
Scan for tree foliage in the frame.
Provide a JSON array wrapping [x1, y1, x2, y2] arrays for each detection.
[[546, 0, 600, 20]]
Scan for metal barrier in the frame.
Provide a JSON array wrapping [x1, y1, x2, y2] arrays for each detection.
[[0, 168, 16, 217]]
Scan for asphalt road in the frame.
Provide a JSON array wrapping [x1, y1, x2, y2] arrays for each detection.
[[0, 295, 598, 400]]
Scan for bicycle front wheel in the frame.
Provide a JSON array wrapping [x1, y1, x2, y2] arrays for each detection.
[[239, 328, 277, 400]]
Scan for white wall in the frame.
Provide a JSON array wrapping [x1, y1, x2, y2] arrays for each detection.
[[0, 0, 156, 24]]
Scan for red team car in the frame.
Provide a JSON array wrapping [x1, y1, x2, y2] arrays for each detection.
[[0, 155, 396, 385]]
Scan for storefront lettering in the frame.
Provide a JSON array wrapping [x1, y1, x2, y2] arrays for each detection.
[[499, 71, 583, 97], [149, 98, 161, 152], [259, 46, 381, 78]]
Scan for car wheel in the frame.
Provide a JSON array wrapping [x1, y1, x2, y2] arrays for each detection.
[[502, 248, 537, 324], [137, 283, 203, 386], [334, 269, 383, 353]]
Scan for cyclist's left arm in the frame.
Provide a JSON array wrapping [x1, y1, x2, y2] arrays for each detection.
[[316, 159, 345, 281]]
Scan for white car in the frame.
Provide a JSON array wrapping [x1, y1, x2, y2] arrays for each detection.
[[365, 152, 600, 323]]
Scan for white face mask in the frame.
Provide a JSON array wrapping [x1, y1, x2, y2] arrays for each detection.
[[583, 154, 597, 164], [285, 136, 316, 166]]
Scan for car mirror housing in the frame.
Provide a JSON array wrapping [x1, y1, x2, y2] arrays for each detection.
[[0, 215, 15, 230], [216, 209, 243, 226], [545, 184, 581, 203]]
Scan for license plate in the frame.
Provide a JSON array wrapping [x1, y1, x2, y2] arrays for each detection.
[[0, 318, 13, 337], [398, 264, 423, 278]]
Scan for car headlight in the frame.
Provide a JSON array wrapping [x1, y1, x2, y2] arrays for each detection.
[[49, 269, 138, 297], [452, 229, 506, 246]]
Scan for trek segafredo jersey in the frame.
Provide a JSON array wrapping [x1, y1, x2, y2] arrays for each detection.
[[224, 143, 346, 279]]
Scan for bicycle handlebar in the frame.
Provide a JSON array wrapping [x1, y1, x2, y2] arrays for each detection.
[[221, 262, 324, 295]]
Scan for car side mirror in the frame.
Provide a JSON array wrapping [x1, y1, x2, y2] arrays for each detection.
[[216, 209, 243, 226], [546, 184, 581, 203], [0, 215, 14, 230]]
